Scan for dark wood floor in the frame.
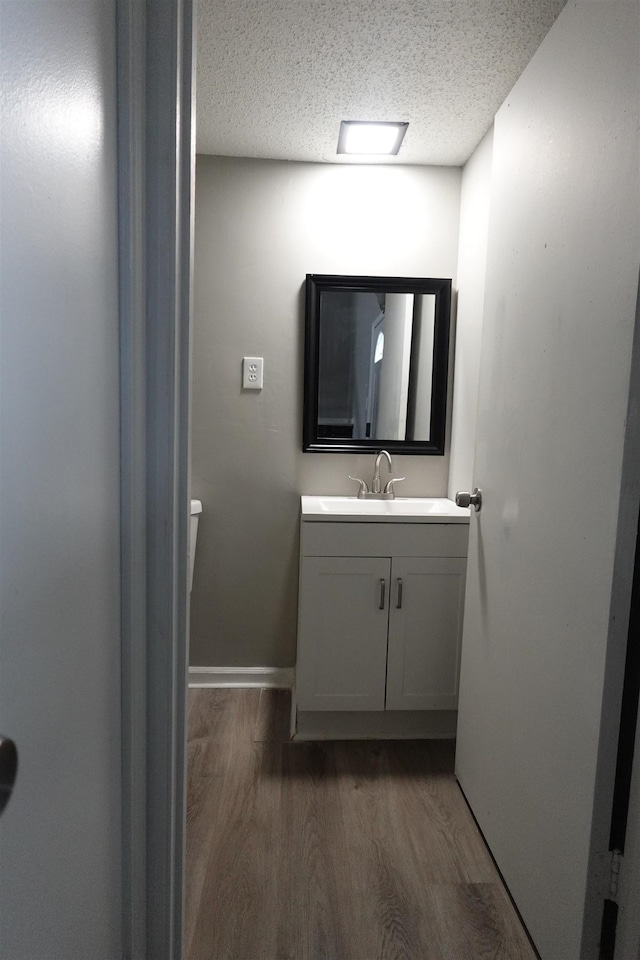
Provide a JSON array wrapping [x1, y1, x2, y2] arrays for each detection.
[[186, 688, 536, 960]]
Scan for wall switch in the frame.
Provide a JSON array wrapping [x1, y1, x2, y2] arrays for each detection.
[[242, 356, 264, 390]]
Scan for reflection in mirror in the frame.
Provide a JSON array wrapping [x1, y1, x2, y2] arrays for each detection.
[[304, 275, 451, 454]]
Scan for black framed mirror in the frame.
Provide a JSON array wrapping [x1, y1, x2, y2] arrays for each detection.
[[303, 274, 452, 454]]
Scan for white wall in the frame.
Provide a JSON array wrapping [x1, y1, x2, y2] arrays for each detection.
[[448, 127, 494, 498], [191, 157, 461, 666]]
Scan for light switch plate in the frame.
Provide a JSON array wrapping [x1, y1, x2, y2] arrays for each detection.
[[242, 356, 264, 389]]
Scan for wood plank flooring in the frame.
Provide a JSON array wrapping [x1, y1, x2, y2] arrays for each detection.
[[186, 689, 537, 960]]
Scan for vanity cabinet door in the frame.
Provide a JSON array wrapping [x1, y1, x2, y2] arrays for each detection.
[[296, 556, 390, 711], [385, 557, 467, 711]]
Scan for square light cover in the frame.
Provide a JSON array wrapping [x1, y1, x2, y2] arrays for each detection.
[[337, 120, 409, 156]]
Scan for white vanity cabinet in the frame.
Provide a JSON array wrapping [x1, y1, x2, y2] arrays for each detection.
[[295, 497, 470, 731], [384, 555, 467, 710], [298, 556, 390, 710]]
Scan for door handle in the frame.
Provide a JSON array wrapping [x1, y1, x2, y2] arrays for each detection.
[[455, 487, 482, 512], [396, 577, 403, 609], [0, 737, 18, 817], [379, 578, 386, 610]]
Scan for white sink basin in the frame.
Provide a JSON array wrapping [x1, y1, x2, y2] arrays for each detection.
[[301, 496, 470, 523]]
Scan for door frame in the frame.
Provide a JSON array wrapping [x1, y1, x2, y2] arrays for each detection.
[[117, 1, 194, 957]]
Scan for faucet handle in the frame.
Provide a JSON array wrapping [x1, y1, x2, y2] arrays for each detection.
[[348, 476, 369, 499], [383, 477, 406, 497]]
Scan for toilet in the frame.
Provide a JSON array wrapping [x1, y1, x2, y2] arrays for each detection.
[[189, 499, 202, 592]]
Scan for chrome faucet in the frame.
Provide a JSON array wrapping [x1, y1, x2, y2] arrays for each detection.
[[372, 449, 393, 493], [349, 450, 406, 500]]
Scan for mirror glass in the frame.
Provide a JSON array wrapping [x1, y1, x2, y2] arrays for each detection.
[[303, 275, 452, 454]]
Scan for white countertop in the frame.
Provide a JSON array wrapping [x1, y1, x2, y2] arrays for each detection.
[[301, 496, 470, 523]]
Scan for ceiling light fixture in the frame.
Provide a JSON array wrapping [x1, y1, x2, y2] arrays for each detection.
[[337, 120, 409, 156]]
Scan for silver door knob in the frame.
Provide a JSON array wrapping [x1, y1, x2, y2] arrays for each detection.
[[455, 487, 482, 512], [0, 737, 18, 816]]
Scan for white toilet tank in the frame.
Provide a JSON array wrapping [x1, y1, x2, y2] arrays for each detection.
[[189, 499, 202, 592]]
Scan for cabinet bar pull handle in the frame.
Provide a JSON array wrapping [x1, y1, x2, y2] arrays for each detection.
[[379, 579, 386, 610], [396, 577, 403, 609]]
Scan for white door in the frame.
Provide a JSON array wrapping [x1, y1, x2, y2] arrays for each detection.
[[385, 557, 465, 711], [455, 5, 640, 960], [376, 293, 413, 440], [367, 311, 384, 437], [0, 4, 123, 957]]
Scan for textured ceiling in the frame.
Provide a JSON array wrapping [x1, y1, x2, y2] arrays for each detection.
[[196, 0, 567, 166]]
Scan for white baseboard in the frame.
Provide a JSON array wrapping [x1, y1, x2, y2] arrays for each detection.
[[188, 666, 295, 689]]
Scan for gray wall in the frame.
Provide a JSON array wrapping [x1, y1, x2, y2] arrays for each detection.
[[0, 2, 122, 956], [191, 157, 461, 667], [448, 126, 493, 498]]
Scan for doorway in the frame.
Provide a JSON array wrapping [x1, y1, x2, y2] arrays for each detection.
[[180, 7, 640, 960]]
